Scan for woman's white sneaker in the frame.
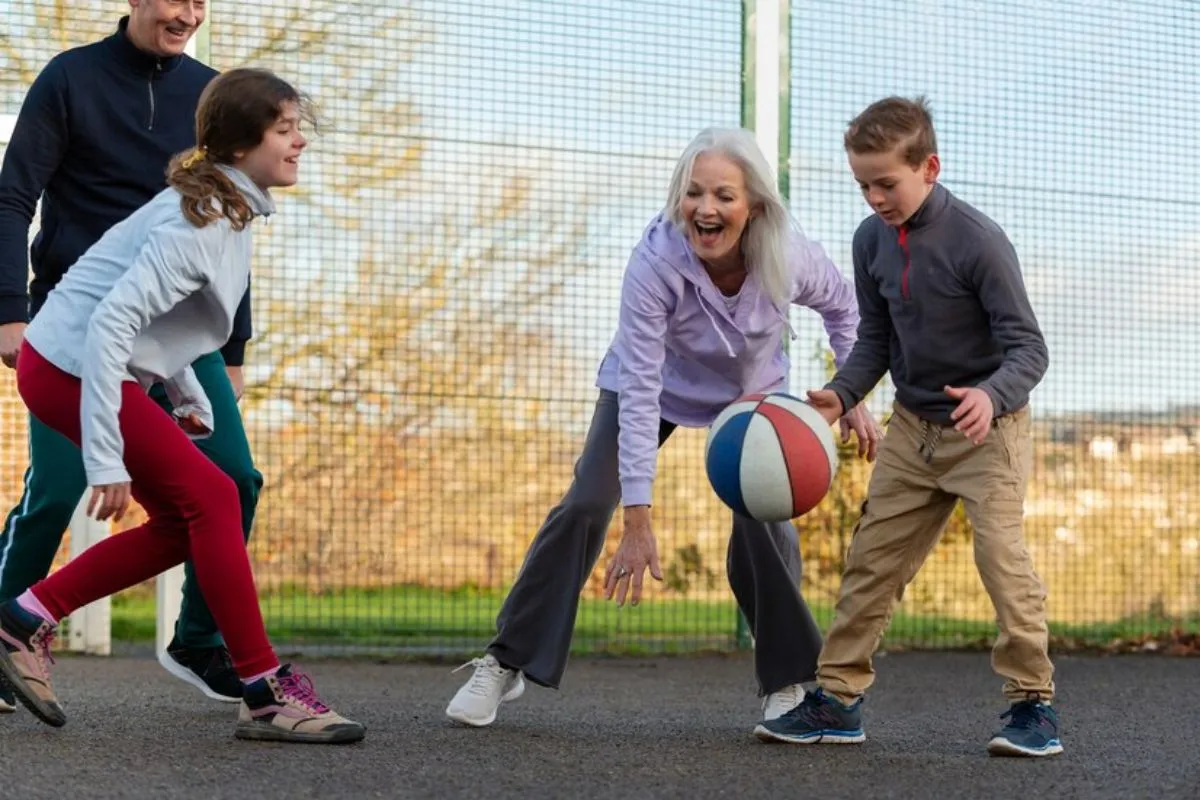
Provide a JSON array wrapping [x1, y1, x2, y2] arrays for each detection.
[[762, 683, 806, 720], [445, 654, 525, 727]]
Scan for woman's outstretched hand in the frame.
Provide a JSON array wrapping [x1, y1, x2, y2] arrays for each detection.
[[604, 506, 662, 607]]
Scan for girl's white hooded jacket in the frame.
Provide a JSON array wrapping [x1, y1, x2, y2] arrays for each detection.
[[24, 164, 272, 487]]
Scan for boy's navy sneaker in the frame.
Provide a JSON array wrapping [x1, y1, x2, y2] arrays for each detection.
[[987, 697, 1063, 757], [0, 682, 14, 713], [753, 687, 865, 744]]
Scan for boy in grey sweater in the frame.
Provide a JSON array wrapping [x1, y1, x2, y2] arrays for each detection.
[[755, 96, 1060, 758]]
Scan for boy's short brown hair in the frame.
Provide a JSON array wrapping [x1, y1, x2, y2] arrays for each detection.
[[844, 95, 938, 168]]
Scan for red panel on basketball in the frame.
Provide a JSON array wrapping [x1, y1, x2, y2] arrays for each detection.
[[756, 402, 833, 517]]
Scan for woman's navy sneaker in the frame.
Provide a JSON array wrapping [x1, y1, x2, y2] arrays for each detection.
[[987, 697, 1063, 757]]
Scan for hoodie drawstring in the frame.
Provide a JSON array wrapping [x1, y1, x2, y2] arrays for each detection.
[[695, 284, 737, 358], [777, 306, 798, 342]]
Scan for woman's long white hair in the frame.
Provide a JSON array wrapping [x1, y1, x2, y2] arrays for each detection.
[[665, 127, 794, 308]]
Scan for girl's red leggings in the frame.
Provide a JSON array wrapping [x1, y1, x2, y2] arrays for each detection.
[[15, 342, 277, 679]]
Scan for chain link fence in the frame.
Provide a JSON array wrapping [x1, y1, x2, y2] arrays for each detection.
[[0, 1, 1195, 657], [783, 0, 1199, 652]]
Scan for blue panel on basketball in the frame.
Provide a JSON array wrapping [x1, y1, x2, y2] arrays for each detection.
[[704, 408, 754, 518], [705, 392, 839, 522]]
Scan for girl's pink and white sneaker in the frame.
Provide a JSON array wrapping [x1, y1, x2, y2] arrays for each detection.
[[234, 664, 365, 744], [0, 599, 65, 727]]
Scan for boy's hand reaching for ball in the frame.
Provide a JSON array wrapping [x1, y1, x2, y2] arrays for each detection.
[[841, 404, 882, 462], [806, 391, 879, 461], [805, 389, 844, 427], [945, 385, 994, 444]]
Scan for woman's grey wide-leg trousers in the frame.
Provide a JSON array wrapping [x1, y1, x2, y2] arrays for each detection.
[[487, 389, 824, 694]]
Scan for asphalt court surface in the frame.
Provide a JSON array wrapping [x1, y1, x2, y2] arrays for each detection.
[[2, 650, 1196, 799]]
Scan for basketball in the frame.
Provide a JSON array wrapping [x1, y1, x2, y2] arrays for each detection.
[[704, 392, 839, 523]]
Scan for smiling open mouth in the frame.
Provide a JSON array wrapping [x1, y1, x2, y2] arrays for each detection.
[[694, 221, 724, 245]]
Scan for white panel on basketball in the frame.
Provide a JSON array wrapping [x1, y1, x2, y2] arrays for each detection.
[[704, 399, 763, 459], [738, 412, 794, 522], [761, 393, 839, 477]]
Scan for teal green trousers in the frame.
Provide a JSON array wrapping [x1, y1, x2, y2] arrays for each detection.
[[0, 350, 262, 649]]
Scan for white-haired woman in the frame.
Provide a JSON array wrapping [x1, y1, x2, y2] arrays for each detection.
[[445, 128, 881, 731]]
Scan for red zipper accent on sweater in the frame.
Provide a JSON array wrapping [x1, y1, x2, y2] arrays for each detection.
[[897, 225, 912, 300]]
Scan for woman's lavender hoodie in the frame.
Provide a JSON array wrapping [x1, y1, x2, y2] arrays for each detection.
[[595, 213, 859, 507]]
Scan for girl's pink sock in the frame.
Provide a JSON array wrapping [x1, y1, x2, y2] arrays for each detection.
[[16, 589, 58, 626], [242, 665, 280, 686]]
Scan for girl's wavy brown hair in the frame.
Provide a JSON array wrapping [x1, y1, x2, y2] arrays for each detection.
[[166, 68, 314, 230]]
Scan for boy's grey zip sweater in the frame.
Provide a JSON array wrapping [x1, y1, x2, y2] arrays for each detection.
[[827, 182, 1048, 424]]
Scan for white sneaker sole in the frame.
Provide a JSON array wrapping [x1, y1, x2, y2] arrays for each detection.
[[445, 673, 526, 727], [0, 697, 14, 713], [987, 736, 1064, 757], [157, 650, 241, 704], [752, 724, 866, 744]]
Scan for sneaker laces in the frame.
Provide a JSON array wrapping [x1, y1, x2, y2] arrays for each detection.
[[782, 688, 845, 727], [764, 684, 804, 712], [29, 624, 57, 675], [1000, 699, 1045, 730], [278, 669, 330, 714], [453, 656, 508, 698]]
